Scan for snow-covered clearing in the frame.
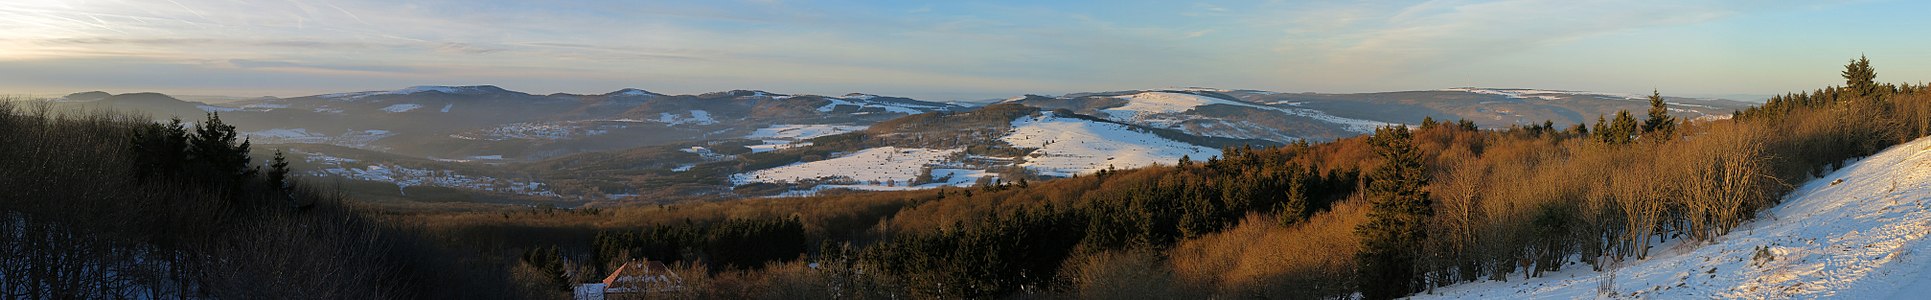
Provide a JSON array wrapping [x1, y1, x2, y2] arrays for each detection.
[[747, 124, 869, 141], [745, 124, 868, 153], [656, 110, 718, 125], [381, 103, 423, 113], [1003, 112, 1219, 177], [732, 147, 962, 186], [1416, 136, 1931, 299]]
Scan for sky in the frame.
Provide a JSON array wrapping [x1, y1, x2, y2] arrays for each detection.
[[2, 0, 1928, 101]]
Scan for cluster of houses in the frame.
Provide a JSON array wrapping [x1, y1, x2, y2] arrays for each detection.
[[573, 259, 685, 300]]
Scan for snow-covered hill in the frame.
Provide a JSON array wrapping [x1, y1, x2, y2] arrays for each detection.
[[1415, 136, 1931, 299], [1004, 111, 1221, 177]]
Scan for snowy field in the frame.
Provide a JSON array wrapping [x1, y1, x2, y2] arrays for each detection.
[[744, 124, 869, 153], [656, 110, 717, 125], [1002, 111, 1219, 177], [732, 147, 963, 187], [1416, 136, 1931, 299]]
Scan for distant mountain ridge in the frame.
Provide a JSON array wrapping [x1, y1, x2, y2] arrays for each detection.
[[43, 85, 1754, 202]]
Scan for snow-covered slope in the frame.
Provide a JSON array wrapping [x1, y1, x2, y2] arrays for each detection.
[[1416, 136, 1931, 299], [744, 124, 869, 153], [1004, 111, 1220, 177], [732, 147, 963, 188]]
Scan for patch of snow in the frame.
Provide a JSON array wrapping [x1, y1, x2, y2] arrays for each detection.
[[381, 103, 423, 113], [451, 120, 653, 141], [653, 110, 719, 126], [1419, 137, 1931, 299], [1440, 87, 1643, 101], [1002, 112, 1220, 177], [440, 103, 453, 113], [242, 103, 289, 109], [245, 128, 392, 148], [816, 96, 944, 114], [671, 164, 695, 172], [747, 124, 869, 141], [298, 150, 558, 197], [196, 104, 239, 112], [732, 147, 962, 186]]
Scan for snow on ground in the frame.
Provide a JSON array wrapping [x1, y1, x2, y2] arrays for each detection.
[[196, 104, 238, 112], [747, 124, 869, 140], [241, 103, 288, 110], [1002, 111, 1220, 177], [441, 103, 453, 113], [1104, 91, 1391, 134], [733, 147, 962, 186], [1440, 87, 1643, 101], [1416, 136, 1931, 299], [245, 128, 394, 148], [452, 121, 618, 141], [745, 124, 869, 153], [815, 96, 945, 114], [381, 103, 423, 113], [298, 150, 557, 197], [656, 110, 719, 126]]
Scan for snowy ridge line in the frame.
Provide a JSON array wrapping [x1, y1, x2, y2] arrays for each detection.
[[1108, 91, 1393, 134]]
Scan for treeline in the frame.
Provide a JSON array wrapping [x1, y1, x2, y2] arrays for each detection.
[[0, 103, 526, 299]]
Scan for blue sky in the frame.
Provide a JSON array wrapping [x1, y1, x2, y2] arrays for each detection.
[[1, 0, 1926, 101]]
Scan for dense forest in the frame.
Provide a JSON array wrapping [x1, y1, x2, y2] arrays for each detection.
[[0, 105, 532, 298], [4, 55, 1928, 299]]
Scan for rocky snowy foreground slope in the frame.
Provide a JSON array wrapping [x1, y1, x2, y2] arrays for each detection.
[[1415, 137, 1931, 299]]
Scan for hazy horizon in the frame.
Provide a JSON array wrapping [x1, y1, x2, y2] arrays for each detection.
[[4, 0, 1927, 101]]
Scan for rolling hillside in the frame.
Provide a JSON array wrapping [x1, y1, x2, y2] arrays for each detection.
[[1417, 136, 1931, 299]]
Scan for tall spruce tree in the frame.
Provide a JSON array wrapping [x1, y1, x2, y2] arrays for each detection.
[[1355, 125, 1433, 300], [130, 117, 190, 178], [1596, 110, 1639, 145], [188, 112, 255, 186], [267, 149, 291, 194], [1844, 54, 1878, 99], [1643, 90, 1675, 138]]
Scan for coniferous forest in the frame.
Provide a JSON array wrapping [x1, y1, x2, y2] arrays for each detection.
[[6, 57, 1931, 299]]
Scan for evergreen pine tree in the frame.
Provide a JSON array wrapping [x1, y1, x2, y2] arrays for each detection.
[[130, 117, 190, 178], [1597, 110, 1639, 145], [1642, 90, 1676, 138], [1592, 115, 1610, 143], [1844, 54, 1879, 99], [267, 149, 291, 194], [188, 112, 255, 183], [1277, 176, 1309, 227], [1355, 125, 1433, 300]]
